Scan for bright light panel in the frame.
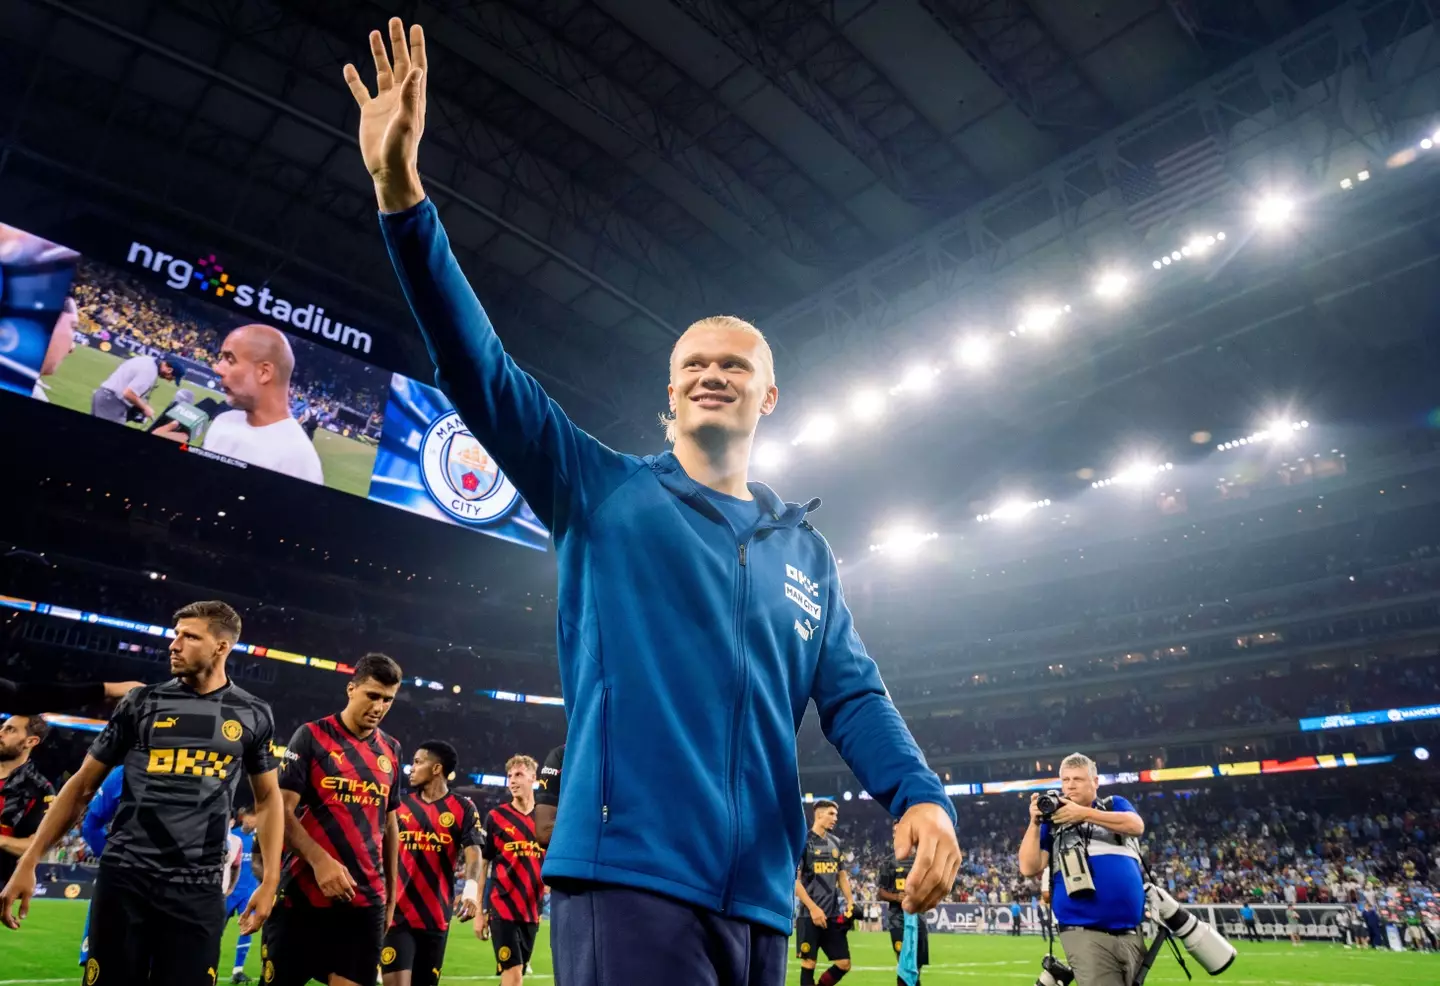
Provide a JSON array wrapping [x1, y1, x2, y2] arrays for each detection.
[[1255, 194, 1296, 227], [752, 442, 784, 469], [1018, 305, 1062, 335], [898, 365, 938, 393], [794, 414, 837, 446], [1094, 271, 1129, 299], [956, 335, 995, 369], [850, 388, 886, 422]]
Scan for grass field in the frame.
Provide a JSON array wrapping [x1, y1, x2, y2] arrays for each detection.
[[41, 345, 377, 497], [3, 901, 1435, 985]]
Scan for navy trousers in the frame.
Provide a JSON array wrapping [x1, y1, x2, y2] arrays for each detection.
[[550, 882, 788, 986]]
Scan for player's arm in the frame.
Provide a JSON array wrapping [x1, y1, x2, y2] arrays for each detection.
[[120, 386, 154, 418], [794, 878, 826, 926], [808, 555, 958, 914], [237, 769, 284, 934], [838, 867, 855, 914], [353, 19, 633, 534], [533, 744, 563, 847], [0, 755, 110, 928], [475, 858, 494, 939], [80, 766, 124, 857], [457, 845, 481, 922], [383, 809, 399, 930], [277, 726, 357, 901], [457, 798, 483, 921], [0, 678, 141, 714]]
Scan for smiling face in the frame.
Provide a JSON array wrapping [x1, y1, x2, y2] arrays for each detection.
[[666, 317, 778, 446]]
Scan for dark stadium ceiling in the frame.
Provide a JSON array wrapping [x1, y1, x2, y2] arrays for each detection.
[[6, 0, 1440, 542]]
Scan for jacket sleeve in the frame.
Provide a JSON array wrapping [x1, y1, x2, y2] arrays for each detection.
[[378, 198, 635, 534], [81, 766, 125, 856], [809, 556, 955, 826]]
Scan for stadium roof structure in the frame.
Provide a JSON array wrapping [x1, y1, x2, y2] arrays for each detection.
[[5, 0, 1440, 550]]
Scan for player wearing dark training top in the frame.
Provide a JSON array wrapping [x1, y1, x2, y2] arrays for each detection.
[[795, 800, 856, 986], [0, 714, 54, 889], [0, 600, 285, 986], [878, 838, 930, 986], [479, 754, 545, 986], [532, 743, 564, 847], [265, 652, 404, 986], [381, 740, 483, 986]]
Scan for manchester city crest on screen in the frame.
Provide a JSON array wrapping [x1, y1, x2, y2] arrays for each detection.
[[369, 374, 548, 550]]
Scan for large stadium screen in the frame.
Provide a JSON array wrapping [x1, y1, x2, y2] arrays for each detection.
[[0, 221, 548, 550]]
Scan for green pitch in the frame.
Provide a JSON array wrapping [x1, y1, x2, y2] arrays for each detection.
[[4, 902, 1436, 985], [39, 346, 376, 497]]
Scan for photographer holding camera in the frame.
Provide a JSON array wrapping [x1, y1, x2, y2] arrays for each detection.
[[1018, 754, 1146, 986]]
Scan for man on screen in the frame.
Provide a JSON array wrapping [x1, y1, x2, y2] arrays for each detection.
[[90, 352, 182, 424], [206, 323, 324, 483]]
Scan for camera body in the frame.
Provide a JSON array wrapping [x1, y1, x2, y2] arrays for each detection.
[[1033, 954, 1074, 986], [1036, 790, 1064, 819]]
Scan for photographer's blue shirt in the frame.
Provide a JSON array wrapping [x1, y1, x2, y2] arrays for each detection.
[[1039, 795, 1146, 930]]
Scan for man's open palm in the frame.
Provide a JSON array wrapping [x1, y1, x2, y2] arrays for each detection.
[[343, 18, 426, 186]]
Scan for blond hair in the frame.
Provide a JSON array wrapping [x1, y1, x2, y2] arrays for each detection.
[[662, 315, 775, 443], [506, 754, 538, 775], [1060, 752, 1098, 776]]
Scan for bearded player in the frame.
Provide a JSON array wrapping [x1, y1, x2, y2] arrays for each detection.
[[381, 741, 482, 986], [264, 653, 403, 986]]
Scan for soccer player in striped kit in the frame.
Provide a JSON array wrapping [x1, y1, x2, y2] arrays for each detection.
[[264, 653, 404, 986], [381, 741, 483, 986], [479, 755, 545, 985]]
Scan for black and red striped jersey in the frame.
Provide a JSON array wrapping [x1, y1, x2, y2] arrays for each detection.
[[0, 759, 53, 886], [482, 802, 545, 923], [277, 714, 401, 908], [394, 790, 482, 931]]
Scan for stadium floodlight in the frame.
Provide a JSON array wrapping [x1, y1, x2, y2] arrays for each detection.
[[1017, 304, 1062, 335], [1423, 138, 1434, 150], [956, 334, 996, 369], [869, 525, 939, 558], [791, 414, 838, 447], [1170, 250, 1182, 261], [1255, 194, 1296, 227], [977, 497, 1053, 523], [1340, 177, 1353, 189], [896, 364, 939, 394], [849, 388, 886, 422], [1357, 170, 1371, 181], [1153, 260, 1163, 270], [1094, 271, 1129, 299], [1162, 256, 1172, 265], [753, 441, 785, 468]]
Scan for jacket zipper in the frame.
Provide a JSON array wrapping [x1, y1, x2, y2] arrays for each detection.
[[721, 538, 750, 911], [600, 685, 612, 823]]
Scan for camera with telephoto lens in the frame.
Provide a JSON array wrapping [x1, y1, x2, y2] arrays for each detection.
[[1036, 790, 1064, 819], [1145, 883, 1236, 976], [1033, 954, 1074, 986]]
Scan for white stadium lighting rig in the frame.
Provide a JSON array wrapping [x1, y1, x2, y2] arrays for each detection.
[[1091, 462, 1174, 489], [868, 526, 940, 558], [1215, 420, 1309, 451], [975, 498, 1052, 523]]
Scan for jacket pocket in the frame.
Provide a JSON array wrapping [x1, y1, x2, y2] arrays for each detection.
[[600, 684, 612, 823]]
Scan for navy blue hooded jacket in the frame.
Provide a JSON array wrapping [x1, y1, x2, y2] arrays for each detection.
[[380, 198, 954, 933]]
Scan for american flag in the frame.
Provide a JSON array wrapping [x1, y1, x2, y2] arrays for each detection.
[[1117, 136, 1233, 232]]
